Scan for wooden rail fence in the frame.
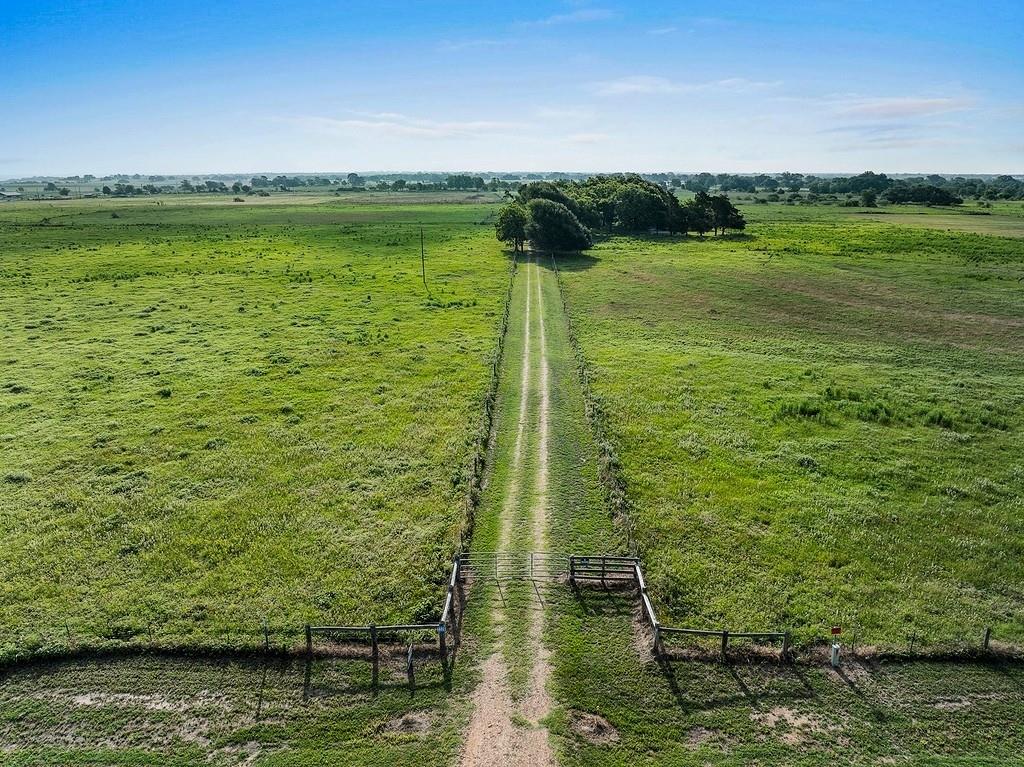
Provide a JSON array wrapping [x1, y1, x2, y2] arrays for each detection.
[[570, 555, 791, 660], [304, 556, 463, 685], [304, 551, 791, 683]]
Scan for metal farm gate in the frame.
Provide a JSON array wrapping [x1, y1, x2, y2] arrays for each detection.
[[458, 551, 570, 582]]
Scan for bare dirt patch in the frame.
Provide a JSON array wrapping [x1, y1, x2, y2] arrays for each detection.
[[384, 711, 432, 735], [685, 726, 719, 750], [752, 705, 844, 746], [567, 710, 619, 745]]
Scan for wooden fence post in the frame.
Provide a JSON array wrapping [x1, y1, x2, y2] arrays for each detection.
[[305, 624, 312, 658], [782, 631, 791, 660], [720, 630, 729, 661], [407, 643, 415, 690], [438, 622, 447, 664], [984, 626, 992, 651], [370, 625, 379, 687], [263, 618, 270, 653]]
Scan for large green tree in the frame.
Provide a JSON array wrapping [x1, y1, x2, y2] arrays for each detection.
[[525, 198, 592, 251], [613, 185, 667, 231], [495, 203, 529, 252]]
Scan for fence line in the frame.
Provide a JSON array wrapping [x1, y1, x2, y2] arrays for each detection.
[[305, 557, 463, 675], [459, 251, 518, 552], [568, 555, 790, 660]]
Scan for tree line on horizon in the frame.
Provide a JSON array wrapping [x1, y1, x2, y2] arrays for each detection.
[[495, 175, 745, 253]]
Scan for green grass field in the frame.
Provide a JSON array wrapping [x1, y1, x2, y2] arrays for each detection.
[[2, 193, 1024, 765], [557, 204, 1024, 648], [0, 195, 508, 659]]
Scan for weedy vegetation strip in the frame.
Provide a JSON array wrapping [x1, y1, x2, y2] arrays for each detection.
[[549, 255, 635, 553], [458, 252, 519, 550]]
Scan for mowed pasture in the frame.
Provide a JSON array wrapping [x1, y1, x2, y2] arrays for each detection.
[[0, 195, 507, 659], [558, 205, 1024, 646]]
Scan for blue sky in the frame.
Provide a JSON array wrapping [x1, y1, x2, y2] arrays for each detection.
[[2, 0, 1022, 176]]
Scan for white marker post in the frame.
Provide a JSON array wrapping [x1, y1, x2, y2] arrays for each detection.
[[830, 625, 842, 668]]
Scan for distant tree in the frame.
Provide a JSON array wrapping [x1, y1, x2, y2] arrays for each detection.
[[231, 182, 242, 194], [44, 182, 57, 191], [495, 203, 529, 252], [525, 198, 592, 251], [59, 187, 70, 196], [392, 179, 406, 191], [860, 189, 878, 207], [347, 172, 364, 188], [102, 185, 112, 195], [180, 179, 194, 192], [883, 184, 962, 206]]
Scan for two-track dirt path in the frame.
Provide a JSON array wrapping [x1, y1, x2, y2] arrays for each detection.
[[461, 255, 554, 767]]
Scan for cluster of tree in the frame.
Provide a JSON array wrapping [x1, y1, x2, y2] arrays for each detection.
[[882, 184, 962, 205], [444, 174, 487, 190], [808, 171, 1023, 202], [685, 172, 806, 193], [496, 175, 745, 252], [676, 171, 1024, 203]]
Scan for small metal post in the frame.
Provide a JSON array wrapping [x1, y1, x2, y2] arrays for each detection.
[[304, 624, 312, 658], [370, 625, 379, 687], [984, 627, 992, 651], [721, 630, 729, 661], [653, 624, 661, 657], [569, 556, 575, 585], [438, 622, 447, 664], [782, 631, 791, 660]]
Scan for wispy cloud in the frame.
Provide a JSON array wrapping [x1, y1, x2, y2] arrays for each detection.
[[593, 75, 781, 96], [822, 122, 963, 151], [565, 132, 609, 144], [280, 113, 523, 140], [437, 38, 511, 52], [835, 97, 973, 119], [534, 105, 597, 121], [520, 7, 616, 27], [648, 26, 677, 35]]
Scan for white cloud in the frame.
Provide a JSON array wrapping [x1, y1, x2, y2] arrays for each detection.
[[534, 106, 597, 121], [593, 75, 781, 96], [648, 26, 678, 35], [835, 97, 973, 119], [566, 132, 609, 144], [280, 113, 524, 140], [521, 8, 616, 27], [437, 38, 511, 52]]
